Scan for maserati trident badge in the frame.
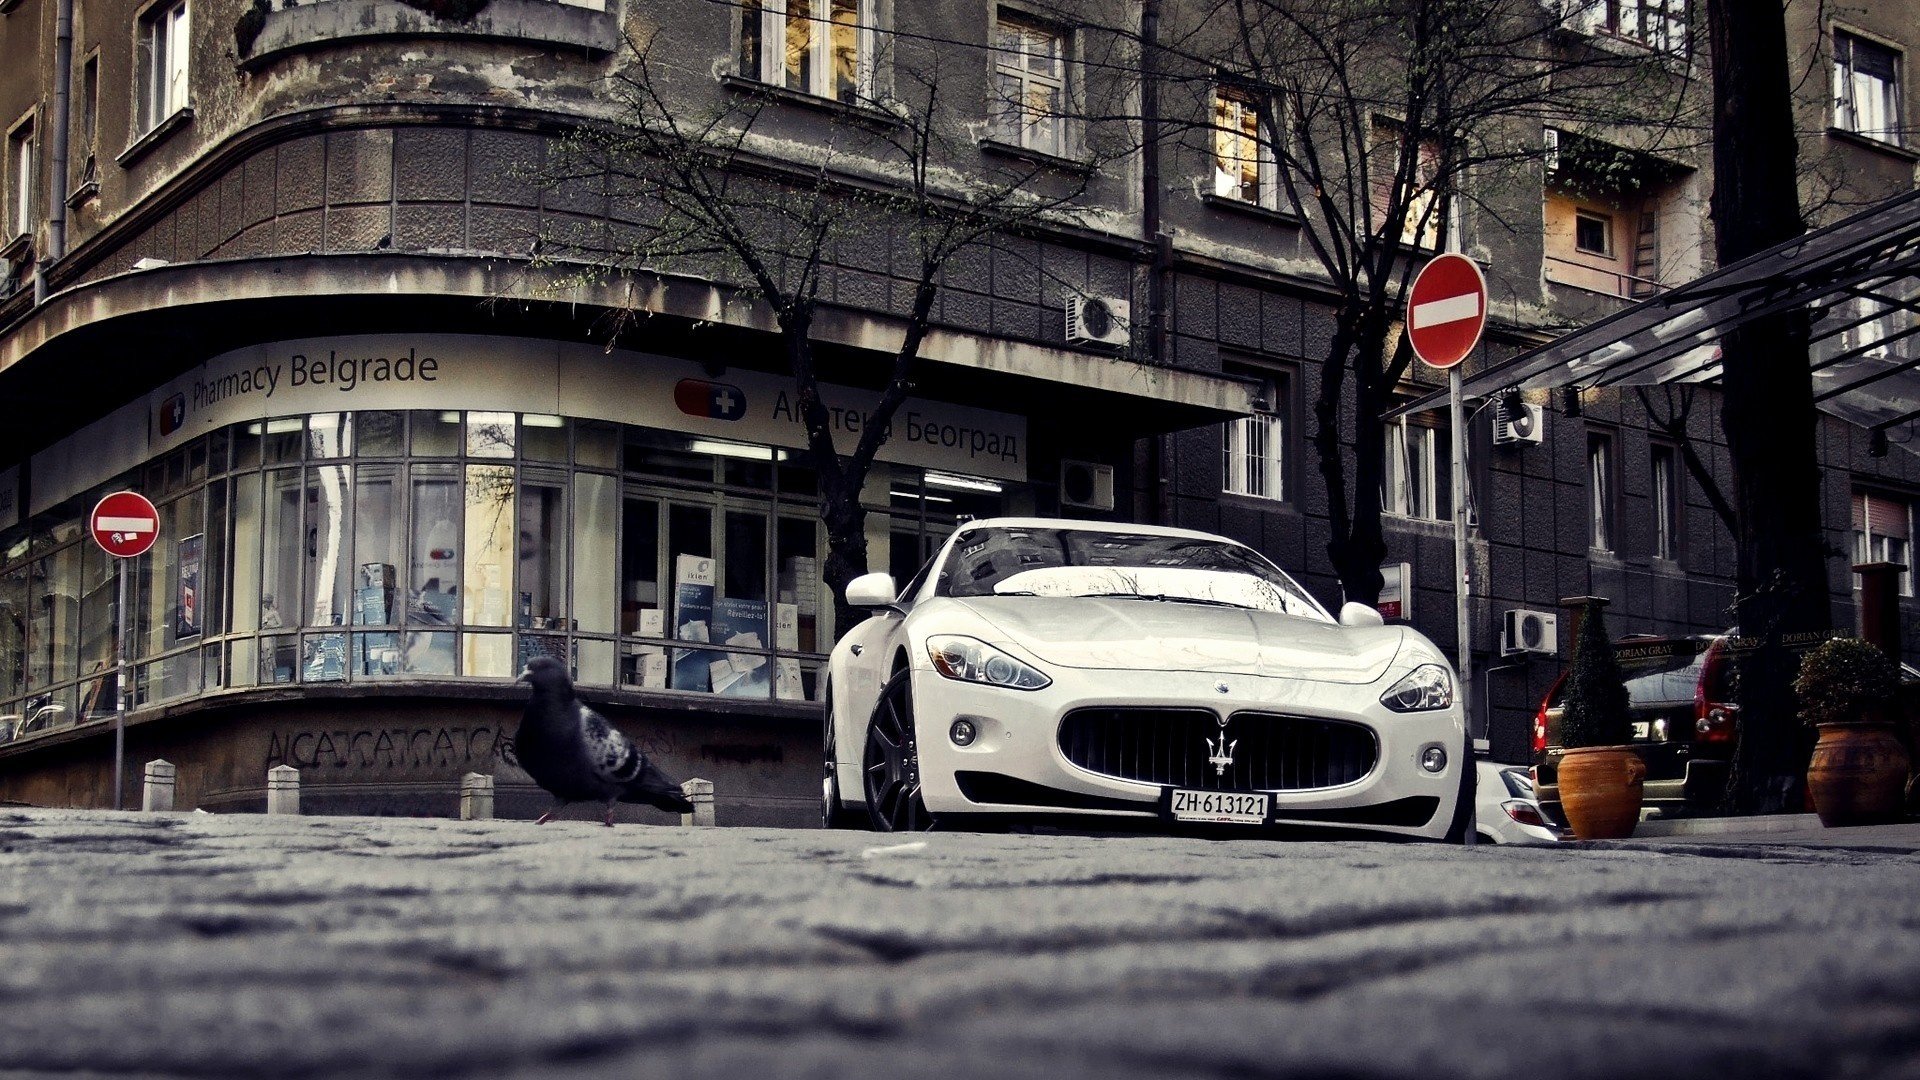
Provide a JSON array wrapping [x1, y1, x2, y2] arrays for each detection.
[[1206, 718, 1238, 777], [1215, 682, 1230, 695]]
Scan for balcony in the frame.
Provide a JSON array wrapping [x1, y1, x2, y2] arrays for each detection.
[[237, 0, 618, 71], [1545, 255, 1666, 300]]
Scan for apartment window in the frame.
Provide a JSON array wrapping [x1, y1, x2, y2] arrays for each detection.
[[1371, 120, 1444, 251], [6, 115, 32, 242], [1588, 431, 1617, 552], [1834, 31, 1903, 147], [78, 55, 98, 184], [990, 13, 1066, 157], [1222, 368, 1287, 501], [1574, 210, 1612, 256], [1651, 444, 1680, 561], [138, 0, 191, 134], [739, 0, 872, 105], [1853, 491, 1914, 596], [1383, 415, 1450, 522], [1212, 86, 1276, 207], [1604, 0, 1687, 54]]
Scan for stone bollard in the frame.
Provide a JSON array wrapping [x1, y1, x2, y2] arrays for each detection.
[[266, 765, 300, 816], [460, 773, 495, 820], [142, 760, 177, 812], [680, 778, 715, 827]]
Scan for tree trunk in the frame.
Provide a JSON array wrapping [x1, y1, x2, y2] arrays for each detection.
[[1707, 0, 1832, 814], [818, 475, 871, 646]]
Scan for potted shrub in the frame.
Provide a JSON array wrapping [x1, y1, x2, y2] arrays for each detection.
[[1796, 636, 1910, 826], [1556, 599, 1645, 840]]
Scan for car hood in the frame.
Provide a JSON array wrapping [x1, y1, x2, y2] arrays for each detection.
[[953, 597, 1405, 683]]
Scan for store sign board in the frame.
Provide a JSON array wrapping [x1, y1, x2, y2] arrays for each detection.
[[142, 335, 1027, 482]]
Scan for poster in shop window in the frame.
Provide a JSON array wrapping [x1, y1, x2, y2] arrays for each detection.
[[708, 596, 770, 697], [671, 554, 716, 691], [175, 534, 204, 640]]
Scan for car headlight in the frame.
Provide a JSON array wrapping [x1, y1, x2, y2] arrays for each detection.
[[1380, 663, 1454, 712], [926, 635, 1051, 691]]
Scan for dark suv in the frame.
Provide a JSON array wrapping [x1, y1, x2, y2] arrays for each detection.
[[1532, 635, 1738, 820]]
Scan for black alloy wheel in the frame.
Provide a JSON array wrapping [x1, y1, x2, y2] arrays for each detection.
[[862, 670, 933, 832]]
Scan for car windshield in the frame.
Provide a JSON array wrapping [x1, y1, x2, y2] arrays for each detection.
[[1613, 639, 1711, 708], [936, 526, 1329, 620]]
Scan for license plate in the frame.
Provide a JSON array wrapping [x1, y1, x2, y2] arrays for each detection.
[[1167, 789, 1270, 825], [1631, 721, 1652, 740]]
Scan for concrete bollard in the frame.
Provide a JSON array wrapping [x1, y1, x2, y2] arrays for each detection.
[[680, 778, 715, 827], [266, 765, 300, 816], [142, 760, 177, 812], [460, 773, 495, 820]]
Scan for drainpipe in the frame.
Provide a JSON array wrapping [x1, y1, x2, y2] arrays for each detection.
[[37, 0, 75, 305], [1140, 0, 1171, 525]]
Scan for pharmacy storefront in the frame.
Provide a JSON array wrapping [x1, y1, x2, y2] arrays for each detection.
[[0, 335, 1031, 818]]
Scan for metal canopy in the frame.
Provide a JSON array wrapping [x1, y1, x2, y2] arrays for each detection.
[[1396, 187, 1920, 440]]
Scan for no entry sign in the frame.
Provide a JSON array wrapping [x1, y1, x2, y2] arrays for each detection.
[[90, 491, 159, 558], [1407, 253, 1488, 370]]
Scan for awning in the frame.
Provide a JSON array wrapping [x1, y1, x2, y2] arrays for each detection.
[[1395, 187, 1920, 442]]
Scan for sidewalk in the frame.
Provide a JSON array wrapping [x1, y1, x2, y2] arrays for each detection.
[[1612, 813, 1920, 851]]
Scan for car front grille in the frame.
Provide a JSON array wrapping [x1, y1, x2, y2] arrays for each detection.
[[1058, 708, 1377, 791]]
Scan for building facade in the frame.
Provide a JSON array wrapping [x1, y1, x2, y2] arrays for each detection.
[[0, 0, 1914, 820]]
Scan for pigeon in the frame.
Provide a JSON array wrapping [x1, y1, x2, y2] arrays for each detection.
[[514, 656, 696, 826]]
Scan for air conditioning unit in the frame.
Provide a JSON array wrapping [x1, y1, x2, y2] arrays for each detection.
[[1059, 460, 1116, 511], [1493, 400, 1545, 446], [1502, 608, 1559, 657], [1065, 295, 1131, 348]]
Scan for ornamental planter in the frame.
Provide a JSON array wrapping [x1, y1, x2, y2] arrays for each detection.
[[1807, 721, 1910, 827], [1557, 745, 1646, 840]]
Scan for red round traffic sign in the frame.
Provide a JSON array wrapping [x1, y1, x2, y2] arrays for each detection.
[[90, 491, 160, 559], [1406, 253, 1488, 370]]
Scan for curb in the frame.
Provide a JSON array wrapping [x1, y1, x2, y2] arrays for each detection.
[[1631, 813, 1821, 837]]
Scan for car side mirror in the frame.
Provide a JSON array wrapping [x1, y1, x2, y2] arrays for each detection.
[[846, 572, 900, 609], [1338, 601, 1385, 627]]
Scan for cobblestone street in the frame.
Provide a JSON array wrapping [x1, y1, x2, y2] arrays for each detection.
[[4, 809, 1919, 1079]]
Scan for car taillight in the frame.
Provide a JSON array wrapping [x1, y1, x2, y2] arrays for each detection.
[[1504, 801, 1547, 827], [1695, 706, 1736, 745], [1532, 707, 1549, 757], [1694, 641, 1736, 745]]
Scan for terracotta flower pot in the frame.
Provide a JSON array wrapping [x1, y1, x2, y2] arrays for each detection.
[[1558, 745, 1646, 840], [1807, 721, 1910, 827]]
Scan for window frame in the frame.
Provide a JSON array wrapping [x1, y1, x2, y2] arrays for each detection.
[[1852, 489, 1915, 597], [1369, 117, 1451, 253], [135, 0, 192, 137], [1573, 208, 1613, 257], [1587, 428, 1619, 554], [1833, 28, 1904, 148], [1221, 362, 1291, 502], [1211, 83, 1279, 210], [989, 9, 1070, 159], [738, 0, 877, 105], [1383, 412, 1450, 523], [6, 109, 34, 244], [1602, 0, 1689, 56], [1650, 441, 1681, 562]]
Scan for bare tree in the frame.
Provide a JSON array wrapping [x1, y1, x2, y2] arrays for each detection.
[[1093, 0, 1700, 604], [533, 20, 1135, 632]]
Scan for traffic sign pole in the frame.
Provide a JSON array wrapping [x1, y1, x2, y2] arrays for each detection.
[[90, 491, 158, 813], [1405, 253, 1488, 849], [1450, 365, 1475, 848], [113, 558, 127, 811]]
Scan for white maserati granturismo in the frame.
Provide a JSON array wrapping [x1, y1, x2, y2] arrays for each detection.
[[822, 518, 1469, 840]]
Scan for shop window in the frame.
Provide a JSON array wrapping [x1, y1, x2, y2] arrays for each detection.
[[522, 415, 569, 464], [1853, 490, 1914, 597], [354, 463, 402, 626], [136, 0, 191, 135], [355, 411, 405, 457], [462, 464, 516, 627], [1834, 30, 1903, 147], [991, 12, 1068, 157], [572, 472, 618, 637], [466, 412, 515, 459], [261, 468, 302, 635], [0, 563, 23, 705], [411, 410, 461, 457], [1212, 85, 1276, 208], [309, 413, 351, 458], [739, 0, 874, 104], [518, 474, 568, 630], [305, 465, 351, 627], [409, 464, 460, 626]]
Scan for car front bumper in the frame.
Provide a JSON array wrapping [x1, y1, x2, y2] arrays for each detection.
[[906, 665, 1466, 840]]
